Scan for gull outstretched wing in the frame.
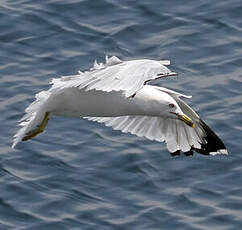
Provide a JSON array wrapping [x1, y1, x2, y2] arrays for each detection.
[[51, 56, 176, 97]]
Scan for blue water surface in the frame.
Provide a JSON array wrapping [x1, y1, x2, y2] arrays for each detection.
[[1, 0, 242, 229]]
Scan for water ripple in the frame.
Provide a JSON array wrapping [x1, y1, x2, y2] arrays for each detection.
[[1, 0, 242, 229]]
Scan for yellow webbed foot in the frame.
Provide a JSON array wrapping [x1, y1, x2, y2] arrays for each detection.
[[22, 112, 50, 141]]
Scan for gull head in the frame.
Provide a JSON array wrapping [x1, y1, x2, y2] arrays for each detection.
[[167, 102, 195, 128]]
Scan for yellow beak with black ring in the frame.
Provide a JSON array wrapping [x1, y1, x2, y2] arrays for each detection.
[[178, 114, 195, 128]]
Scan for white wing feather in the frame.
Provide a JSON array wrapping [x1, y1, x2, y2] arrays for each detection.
[[50, 56, 176, 97], [84, 115, 203, 153]]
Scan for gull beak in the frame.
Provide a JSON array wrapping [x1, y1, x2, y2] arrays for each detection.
[[178, 114, 195, 128]]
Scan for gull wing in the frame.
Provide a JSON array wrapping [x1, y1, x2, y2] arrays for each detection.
[[51, 56, 176, 97], [83, 116, 202, 153]]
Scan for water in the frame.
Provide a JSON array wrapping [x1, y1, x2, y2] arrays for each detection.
[[1, 0, 242, 229]]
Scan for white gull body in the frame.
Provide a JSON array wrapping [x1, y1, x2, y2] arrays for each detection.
[[12, 56, 227, 156], [49, 85, 179, 117]]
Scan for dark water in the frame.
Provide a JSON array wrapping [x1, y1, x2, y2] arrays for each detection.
[[1, 0, 242, 229]]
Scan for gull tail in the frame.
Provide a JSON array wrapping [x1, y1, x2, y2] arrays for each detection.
[[12, 91, 51, 148]]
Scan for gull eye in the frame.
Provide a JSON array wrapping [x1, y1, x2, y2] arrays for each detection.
[[169, 103, 175, 108]]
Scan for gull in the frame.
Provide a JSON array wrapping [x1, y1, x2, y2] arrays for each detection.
[[12, 56, 227, 156]]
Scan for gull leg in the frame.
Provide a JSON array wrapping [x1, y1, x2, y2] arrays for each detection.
[[22, 112, 50, 141]]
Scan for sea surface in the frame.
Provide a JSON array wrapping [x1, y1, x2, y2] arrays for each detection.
[[1, 0, 242, 229]]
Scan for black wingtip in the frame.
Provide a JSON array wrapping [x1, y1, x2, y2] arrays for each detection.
[[193, 119, 228, 155], [170, 150, 181, 157]]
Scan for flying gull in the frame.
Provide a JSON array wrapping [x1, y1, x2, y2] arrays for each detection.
[[12, 56, 227, 156]]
